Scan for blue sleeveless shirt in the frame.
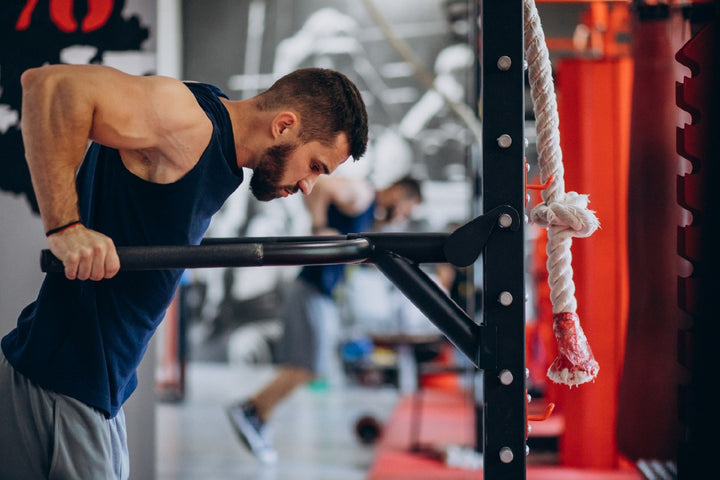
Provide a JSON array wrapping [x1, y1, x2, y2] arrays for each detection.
[[1, 83, 242, 418], [298, 202, 375, 296]]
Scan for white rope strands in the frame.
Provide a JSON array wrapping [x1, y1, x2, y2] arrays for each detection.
[[524, 0, 600, 386]]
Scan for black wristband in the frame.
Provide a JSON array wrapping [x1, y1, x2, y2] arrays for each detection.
[[46, 220, 82, 237]]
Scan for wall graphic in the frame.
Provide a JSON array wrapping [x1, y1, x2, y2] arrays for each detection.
[[0, 0, 152, 212]]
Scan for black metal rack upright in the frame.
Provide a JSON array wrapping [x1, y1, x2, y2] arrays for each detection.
[[479, 0, 527, 478]]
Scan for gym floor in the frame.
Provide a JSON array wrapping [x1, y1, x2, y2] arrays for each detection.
[[155, 361, 645, 480], [156, 361, 401, 480]]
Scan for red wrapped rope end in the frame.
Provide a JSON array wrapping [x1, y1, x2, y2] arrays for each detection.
[[547, 312, 599, 386]]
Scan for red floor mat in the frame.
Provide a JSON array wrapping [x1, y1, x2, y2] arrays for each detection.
[[367, 389, 643, 480]]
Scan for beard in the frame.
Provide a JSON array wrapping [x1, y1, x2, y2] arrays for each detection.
[[249, 143, 297, 201]]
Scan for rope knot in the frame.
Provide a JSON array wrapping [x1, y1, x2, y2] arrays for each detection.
[[530, 191, 600, 237]]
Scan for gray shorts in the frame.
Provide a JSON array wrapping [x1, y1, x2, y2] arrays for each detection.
[[277, 278, 341, 376], [0, 351, 129, 480]]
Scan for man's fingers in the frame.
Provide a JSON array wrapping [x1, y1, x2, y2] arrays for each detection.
[[104, 245, 121, 279], [48, 226, 119, 281], [75, 247, 94, 281], [63, 252, 80, 280], [89, 247, 107, 281]]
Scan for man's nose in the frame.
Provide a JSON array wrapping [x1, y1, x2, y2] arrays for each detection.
[[298, 175, 319, 195]]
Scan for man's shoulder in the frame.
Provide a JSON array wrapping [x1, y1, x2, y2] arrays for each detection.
[[182, 81, 229, 100]]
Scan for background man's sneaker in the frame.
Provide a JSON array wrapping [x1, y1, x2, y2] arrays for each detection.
[[226, 401, 278, 463]]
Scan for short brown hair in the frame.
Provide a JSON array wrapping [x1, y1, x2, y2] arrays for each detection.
[[256, 68, 368, 160], [393, 176, 423, 203]]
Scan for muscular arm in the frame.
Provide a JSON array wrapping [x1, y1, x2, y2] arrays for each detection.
[[20, 64, 210, 280], [21, 66, 94, 232]]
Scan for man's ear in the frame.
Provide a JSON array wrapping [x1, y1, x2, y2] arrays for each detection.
[[271, 111, 298, 139]]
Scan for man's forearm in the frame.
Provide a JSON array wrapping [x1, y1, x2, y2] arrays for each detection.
[[21, 66, 93, 231]]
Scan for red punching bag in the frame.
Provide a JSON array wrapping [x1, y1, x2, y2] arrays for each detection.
[[616, 4, 688, 462]]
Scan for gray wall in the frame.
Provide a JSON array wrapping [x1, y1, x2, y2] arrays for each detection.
[[0, 193, 45, 333]]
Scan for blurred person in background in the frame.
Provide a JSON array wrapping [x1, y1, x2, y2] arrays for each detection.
[[226, 174, 422, 462]]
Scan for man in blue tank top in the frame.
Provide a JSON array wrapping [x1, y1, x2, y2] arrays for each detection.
[[226, 175, 422, 463], [0, 64, 368, 479]]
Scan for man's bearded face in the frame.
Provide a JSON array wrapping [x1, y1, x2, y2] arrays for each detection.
[[250, 143, 297, 201]]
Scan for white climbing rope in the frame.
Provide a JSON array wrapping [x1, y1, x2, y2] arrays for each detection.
[[524, 0, 600, 385]]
